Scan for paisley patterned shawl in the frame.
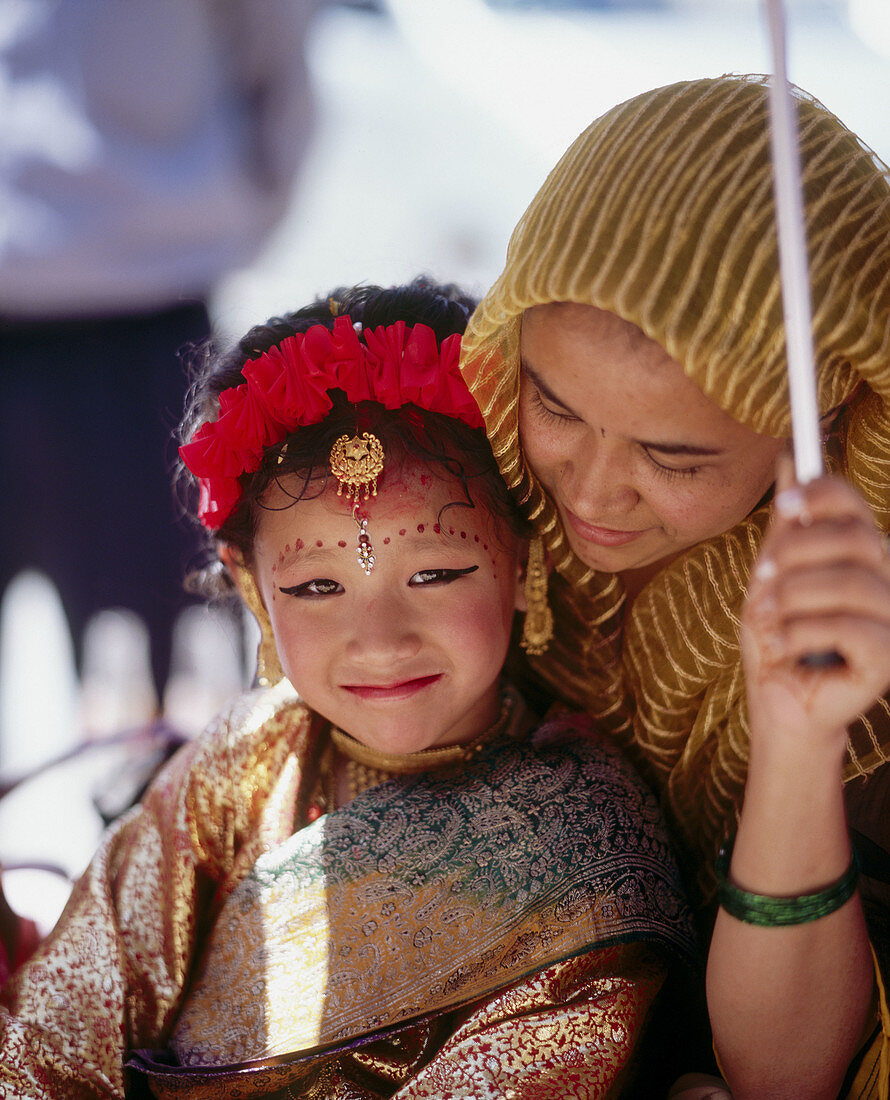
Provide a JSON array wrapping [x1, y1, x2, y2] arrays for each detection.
[[130, 714, 696, 1097]]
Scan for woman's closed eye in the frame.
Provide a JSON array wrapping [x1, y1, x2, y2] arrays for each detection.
[[529, 386, 580, 425], [643, 449, 702, 480], [408, 566, 479, 587], [279, 578, 343, 598]]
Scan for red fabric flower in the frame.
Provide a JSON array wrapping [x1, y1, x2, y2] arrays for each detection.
[[196, 474, 243, 530], [181, 317, 484, 530], [244, 337, 334, 428], [179, 422, 242, 479], [215, 384, 280, 468]]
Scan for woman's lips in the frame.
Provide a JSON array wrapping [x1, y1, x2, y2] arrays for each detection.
[[342, 673, 442, 701], [564, 508, 650, 547]]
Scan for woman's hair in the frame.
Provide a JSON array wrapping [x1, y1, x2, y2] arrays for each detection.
[[178, 277, 526, 588]]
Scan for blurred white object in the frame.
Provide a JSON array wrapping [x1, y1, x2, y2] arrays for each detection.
[[163, 604, 245, 736], [1, 866, 74, 939], [849, 0, 890, 59], [0, 570, 79, 773], [79, 609, 158, 737]]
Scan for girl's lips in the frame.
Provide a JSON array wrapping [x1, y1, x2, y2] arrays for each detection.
[[342, 673, 442, 701], [564, 508, 650, 547]]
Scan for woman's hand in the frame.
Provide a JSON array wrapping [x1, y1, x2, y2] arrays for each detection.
[[741, 456, 890, 757]]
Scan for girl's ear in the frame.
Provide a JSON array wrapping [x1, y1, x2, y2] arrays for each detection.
[[219, 543, 254, 603], [218, 544, 285, 688]]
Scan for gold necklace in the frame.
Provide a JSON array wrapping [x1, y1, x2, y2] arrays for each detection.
[[304, 687, 519, 820]]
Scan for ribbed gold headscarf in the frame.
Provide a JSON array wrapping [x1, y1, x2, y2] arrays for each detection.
[[462, 75, 890, 897]]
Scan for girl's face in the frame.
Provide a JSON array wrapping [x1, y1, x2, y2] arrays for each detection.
[[519, 303, 786, 587], [249, 463, 525, 755]]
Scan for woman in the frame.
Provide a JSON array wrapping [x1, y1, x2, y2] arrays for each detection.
[[461, 75, 890, 1098]]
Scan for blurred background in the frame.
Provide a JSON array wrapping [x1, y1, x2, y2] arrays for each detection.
[[1, 0, 889, 936]]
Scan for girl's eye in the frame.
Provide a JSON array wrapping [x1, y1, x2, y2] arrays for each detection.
[[530, 387, 580, 425], [408, 566, 479, 587], [645, 451, 702, 480], [279, 578, 343, 598]]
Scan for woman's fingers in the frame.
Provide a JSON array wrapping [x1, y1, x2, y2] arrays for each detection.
[[778, 613, 890, 667], [773, 468, 879, 524], [759, 514, 887, 573], [753, 560, 890, 621], [742, 470, 890, 729]]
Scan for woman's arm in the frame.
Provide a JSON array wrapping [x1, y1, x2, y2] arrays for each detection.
[[707, 462, 890, 1099]]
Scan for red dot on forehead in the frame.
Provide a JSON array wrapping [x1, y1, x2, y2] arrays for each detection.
[[383, 536, 391, 545], [417, 524, 425, 533], [399, 529, 406, 536], [337, 540, 346, 548], [316, 540, 323, 547], [460, 531, 467, 539], [433, 523, 441, 534]]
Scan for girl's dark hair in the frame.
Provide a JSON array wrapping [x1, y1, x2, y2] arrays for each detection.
[[178, 277, 526, 589]]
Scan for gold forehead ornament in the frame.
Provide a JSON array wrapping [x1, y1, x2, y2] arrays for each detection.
[[329, 432, 384, 502], [329, 431, 385, 575]]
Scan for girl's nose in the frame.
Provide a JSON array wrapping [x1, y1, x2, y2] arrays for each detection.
[[344, 594, 421, 665]]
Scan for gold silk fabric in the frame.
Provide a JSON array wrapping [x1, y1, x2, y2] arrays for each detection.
[[0, 686, 695, 1100], [461, 75, 890, 898]]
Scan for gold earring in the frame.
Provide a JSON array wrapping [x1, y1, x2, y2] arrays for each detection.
[[520, 535, 554, 656], [230, 562, 284, 688]]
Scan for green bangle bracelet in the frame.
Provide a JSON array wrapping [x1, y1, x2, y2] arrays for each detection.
[[716, 837, 859, 927]]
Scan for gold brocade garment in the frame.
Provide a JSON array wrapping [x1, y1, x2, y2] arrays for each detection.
[[0, 685, 696, 1100]]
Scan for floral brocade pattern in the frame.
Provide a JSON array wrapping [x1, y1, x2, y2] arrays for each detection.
[[167, 713, 694, 1070], [1, 687, 693, 1100]]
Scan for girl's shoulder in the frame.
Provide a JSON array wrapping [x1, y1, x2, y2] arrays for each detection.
[[149, 681, 316, 805], [195, 680, 312, 754]]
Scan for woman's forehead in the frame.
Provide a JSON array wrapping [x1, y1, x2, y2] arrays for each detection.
[[520, 302, 782, 447], [524, 302, 650, 350]]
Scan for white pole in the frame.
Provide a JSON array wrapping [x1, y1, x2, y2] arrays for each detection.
[[764, 0, 824, 483]]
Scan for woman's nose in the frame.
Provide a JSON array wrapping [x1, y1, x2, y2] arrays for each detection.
[[559, 431, 639, 516]]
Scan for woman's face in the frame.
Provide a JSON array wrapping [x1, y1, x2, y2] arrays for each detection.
[[519, 303, 786, 583]]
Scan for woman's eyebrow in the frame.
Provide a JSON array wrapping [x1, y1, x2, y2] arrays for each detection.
[[640, 440, 724, 457], [521, 357, 724, 457], [520, 358, 581, 416]]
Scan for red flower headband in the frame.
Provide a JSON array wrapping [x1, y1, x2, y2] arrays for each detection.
[[180, 315, 483, 530]]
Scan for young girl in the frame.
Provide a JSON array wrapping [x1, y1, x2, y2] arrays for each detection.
[[0, 280, 698, 1099]]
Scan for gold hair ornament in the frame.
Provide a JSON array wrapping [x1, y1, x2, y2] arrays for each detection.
[[520, 535, 553, 655], [329, 431, 385, 575]]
